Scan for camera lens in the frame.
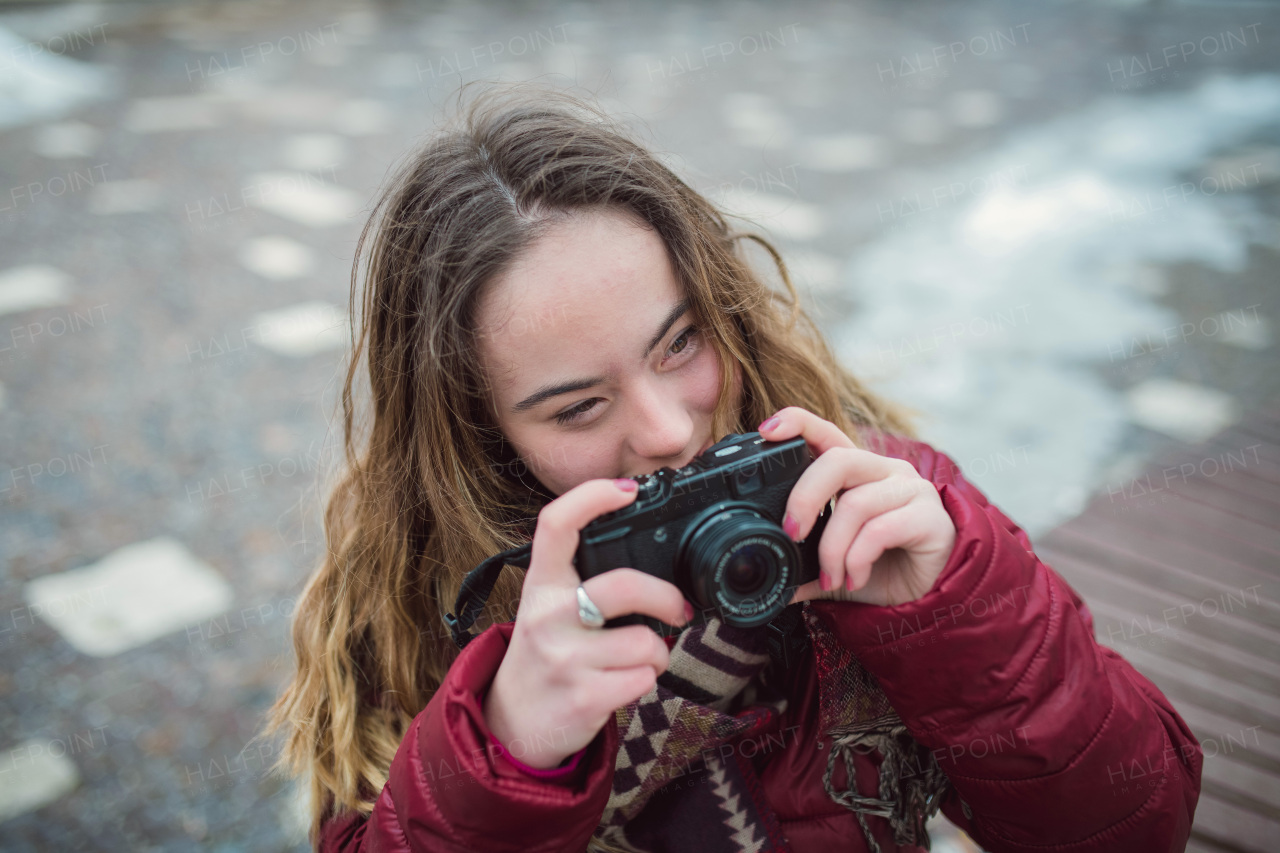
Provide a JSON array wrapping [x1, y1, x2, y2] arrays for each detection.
[[677, 504, 800, 628], [724, 545, 771, 594]]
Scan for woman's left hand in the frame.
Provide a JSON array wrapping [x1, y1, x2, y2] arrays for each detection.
[[757, 406, 957, 608]]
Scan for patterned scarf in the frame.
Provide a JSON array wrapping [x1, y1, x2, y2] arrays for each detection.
[[587, 604, 950, 853]]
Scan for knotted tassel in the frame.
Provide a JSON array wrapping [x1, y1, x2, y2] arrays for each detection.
[[822, 720, 951, 852]]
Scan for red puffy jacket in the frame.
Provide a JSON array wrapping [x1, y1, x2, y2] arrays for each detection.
[[317, 434, 1202, 852]]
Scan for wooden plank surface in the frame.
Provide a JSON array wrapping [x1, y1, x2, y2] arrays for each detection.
[[1035, 409, 1280, 853]]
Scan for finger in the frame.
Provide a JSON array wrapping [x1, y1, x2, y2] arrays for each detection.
[[843, 503, 926, 591], [787, 575, 861, 606], [526, 478, 639, 586], [782, 446, 909, 541], [787, 578, 821, 607], [757, 405, 856, 458], [581, 568, 691, 630], [817, 479, 922, 588], [581, 623, 671, 675], [587, 667, 660, 716]]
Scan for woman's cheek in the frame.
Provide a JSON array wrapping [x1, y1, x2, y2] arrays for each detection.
[[692, 344, 729, 411], [535, 434, 617, 496], [507, 433, 570, 496]]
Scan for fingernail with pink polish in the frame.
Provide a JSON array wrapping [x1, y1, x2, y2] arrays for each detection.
[[782, 513, 799, 540], [819, 572, 832, 592], [758, 415, 781, 432], [683, 602, 694, 623], [846, 575, 857, 591], [613, 478, 637, 491]]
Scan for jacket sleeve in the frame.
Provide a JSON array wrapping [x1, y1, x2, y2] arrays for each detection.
[[808, 438, 1203, 851], [317, 621, 618, 853]]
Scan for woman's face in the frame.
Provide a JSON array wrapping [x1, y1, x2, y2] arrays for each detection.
[[476, 207, 741, 497]]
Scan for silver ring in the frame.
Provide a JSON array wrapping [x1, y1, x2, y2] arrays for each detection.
[[576, 585, 605, 629]]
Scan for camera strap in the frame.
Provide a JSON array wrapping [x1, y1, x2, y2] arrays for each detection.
[[763, 602, 811, 671], [443, 542, 532, 650]]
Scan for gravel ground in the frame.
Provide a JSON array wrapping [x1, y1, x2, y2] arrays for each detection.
[[0, 1, 1276, 850]]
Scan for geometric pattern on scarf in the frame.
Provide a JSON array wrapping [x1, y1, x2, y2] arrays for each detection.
[[802, 605, 898, 733], [591, 614, 787, 851], [599, 615, 782, 823], [588, 605, 950, 853]]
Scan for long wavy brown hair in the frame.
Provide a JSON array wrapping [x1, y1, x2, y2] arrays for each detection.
[[264, 80, 916, 849]]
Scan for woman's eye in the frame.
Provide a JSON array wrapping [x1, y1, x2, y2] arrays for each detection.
[[667, 325, 700, 357], [554, 399, 598, 425], [552, 326, 700, 427]]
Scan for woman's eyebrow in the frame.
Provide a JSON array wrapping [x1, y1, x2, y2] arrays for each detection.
[[509, 299, 691, 415], [641, 299, 690, 360], [511, 375, 607, 414]]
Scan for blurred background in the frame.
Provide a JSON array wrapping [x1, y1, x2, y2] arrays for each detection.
[[1, 0, 1277, 850]]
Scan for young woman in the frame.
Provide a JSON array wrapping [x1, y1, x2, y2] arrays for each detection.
[[266, 84, 1202, 852]]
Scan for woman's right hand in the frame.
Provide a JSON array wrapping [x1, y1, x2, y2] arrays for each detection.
[[482, 477, 693, 770]]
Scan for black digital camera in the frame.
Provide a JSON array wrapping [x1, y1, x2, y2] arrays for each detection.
[[573, 431, 832, 636]]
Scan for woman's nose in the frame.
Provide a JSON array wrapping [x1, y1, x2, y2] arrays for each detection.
[[624, 382, 693, 463]]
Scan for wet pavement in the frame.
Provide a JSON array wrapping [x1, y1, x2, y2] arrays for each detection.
[[0, 0, 1277, 850]]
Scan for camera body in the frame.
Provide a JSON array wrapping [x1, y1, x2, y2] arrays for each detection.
[[573, 431, 832, 637]]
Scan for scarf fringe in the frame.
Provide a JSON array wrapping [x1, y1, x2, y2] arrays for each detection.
[[821, 718, 951, 852], [587, 831, 641, 853]]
